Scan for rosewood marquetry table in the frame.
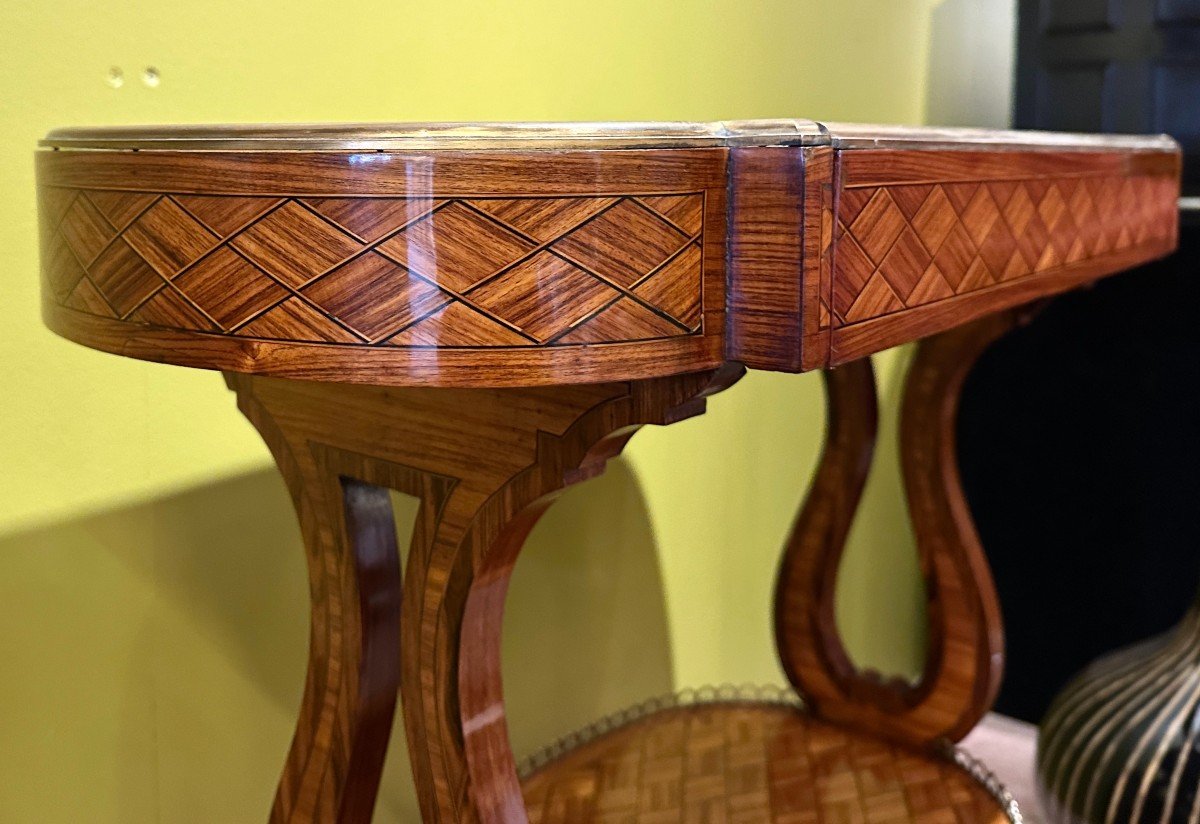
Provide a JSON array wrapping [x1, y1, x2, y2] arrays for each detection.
[[35, 120, 1181, 824]]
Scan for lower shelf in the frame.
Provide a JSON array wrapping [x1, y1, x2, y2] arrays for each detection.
[[520, 702, 1014, 823]]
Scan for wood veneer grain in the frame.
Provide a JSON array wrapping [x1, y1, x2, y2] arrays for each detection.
[[823, 149, 1179, 364], [775, 314, 1017, 747], [38, 149, 727, 387], [520, 704, 1010, 824], [227, 366, 741, 823], [37, 124, 1180, 384], [726, 146, 806, 370], [31, 121, 1184, 824]]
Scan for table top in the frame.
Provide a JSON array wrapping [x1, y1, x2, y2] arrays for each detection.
[[36, 120, 1181, 387], [41, 120, 1175, 151]]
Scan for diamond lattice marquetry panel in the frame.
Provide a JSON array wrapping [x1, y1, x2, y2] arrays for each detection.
[[551, 198, 692, 288], [302, 253, 450, 342], [124, 198, 221, 278], [467, 252, 621, 344], [828, 174, 1178, 327], [59, 194, 117, 268], [172, 247, 289, 330], [44, 191, 705, 348], [377, 202, 538, 293], [230, 201, 362, 288], [87, 238, 164, 317]]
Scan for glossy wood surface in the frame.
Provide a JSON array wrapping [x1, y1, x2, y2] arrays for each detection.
[[37, 121, 1180, 385], [775, 314, 1018, 748], [227, 366, 741, 823], [32, 121, 1183, 823], [39, 149, 726, 386], [217, 319, 1027, 824], [725, 146, 808, 371], [521, 703, 1009, 823], [822, 149, 1178, 365]]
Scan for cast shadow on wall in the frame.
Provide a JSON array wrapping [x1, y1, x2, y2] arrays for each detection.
[[0, 456, 672, 822]]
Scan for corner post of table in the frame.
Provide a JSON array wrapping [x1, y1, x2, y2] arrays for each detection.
[[774, 313, 1022, 749], [226, 366, 741, 824]]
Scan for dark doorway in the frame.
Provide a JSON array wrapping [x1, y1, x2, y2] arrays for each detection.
[[958, 0, 1200, 722]]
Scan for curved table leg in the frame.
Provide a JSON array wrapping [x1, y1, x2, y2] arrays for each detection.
[[231, 376, 403, 824], [228, 367, 741, 824], [775, 313, 1020, 749]]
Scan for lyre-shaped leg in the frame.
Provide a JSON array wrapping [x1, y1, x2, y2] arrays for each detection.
[[775, 313, 1017, 748], [228, 368, 740, 823]]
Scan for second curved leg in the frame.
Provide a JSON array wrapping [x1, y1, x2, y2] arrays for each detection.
[[775, 313, 1018, 748]]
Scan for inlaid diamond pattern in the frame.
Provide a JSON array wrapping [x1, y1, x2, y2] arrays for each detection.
[[231, 201, 362, 287], [962, 187, 1000, 247], [849, 190, 906, 264], [239, 297, 362, 344], [302, 252, 449, 341], [38, 186, 78, 235], [87, 191, 157, 232], [552, 199, 690, 288], [46, 191, 706, 348], [877, 227, 929, 301], [911, 186, 956, 252], [467, 252, 619, 343], [639, 194, 703, 235], [304, 197, 442, 243], [124, 198, 220, 278], [130, 287, 218, 332], [171, 247, 288, 330], [42, 232, 87, 302], [64, 279, 115, 316], [377, 202, 535, 292], [631, 244, 703, 330], [89, 238, 164, 316], [175, 195, 279, 237], [829, 174, 1177, 327], [467, 197, 618, 243], [60, 194, 117, 266]]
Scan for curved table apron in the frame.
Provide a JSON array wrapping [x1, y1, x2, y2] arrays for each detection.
[[35, 120, 1181, 824]]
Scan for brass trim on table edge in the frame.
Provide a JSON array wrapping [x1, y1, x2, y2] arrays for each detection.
[[39, 120, 825, 151], [39, 119, 1178, 154]]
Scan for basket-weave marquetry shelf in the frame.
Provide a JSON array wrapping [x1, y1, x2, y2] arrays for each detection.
[[34, 121, 1181, 823], [521, 703, 1010, 824]]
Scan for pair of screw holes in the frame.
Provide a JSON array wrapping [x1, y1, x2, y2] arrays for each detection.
[[107, 67, 160, 88]]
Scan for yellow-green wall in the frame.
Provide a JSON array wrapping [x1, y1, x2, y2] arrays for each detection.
[[0, 1, 936, 819]]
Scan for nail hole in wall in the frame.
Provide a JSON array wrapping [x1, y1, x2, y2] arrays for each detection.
[[106, 67, 124, 88], [142, 67, 160, 88]]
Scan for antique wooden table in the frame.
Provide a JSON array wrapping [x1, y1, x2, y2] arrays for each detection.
[[36, 121, 1180, 824]]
